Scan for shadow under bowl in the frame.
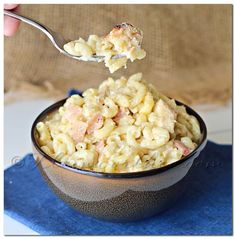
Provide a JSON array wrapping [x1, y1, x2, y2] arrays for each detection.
[[31, 98, 207, 222]]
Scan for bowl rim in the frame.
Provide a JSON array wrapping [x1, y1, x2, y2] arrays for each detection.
[[31, 97, 207, 178]]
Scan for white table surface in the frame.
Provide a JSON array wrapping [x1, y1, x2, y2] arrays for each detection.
[[4, 99, 232, 235]]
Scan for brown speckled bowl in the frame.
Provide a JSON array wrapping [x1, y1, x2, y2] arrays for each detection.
[[31, 98, 207, 222]]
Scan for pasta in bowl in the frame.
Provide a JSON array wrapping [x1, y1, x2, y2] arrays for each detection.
[[35, 73, 202, 173], [31, 73, 207, 222]]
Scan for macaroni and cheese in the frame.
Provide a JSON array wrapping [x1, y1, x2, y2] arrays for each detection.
[[63, 23, 146, 73], [36, 73, 201, 173]]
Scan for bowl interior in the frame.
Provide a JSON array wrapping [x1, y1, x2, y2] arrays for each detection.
[[31, 98, 207, 178]]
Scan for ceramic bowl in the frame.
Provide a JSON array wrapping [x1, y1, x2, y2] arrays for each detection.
[[31, 98, 207, 222]]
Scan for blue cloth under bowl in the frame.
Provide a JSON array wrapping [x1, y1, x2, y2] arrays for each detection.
[[4, 141, 232, 235]]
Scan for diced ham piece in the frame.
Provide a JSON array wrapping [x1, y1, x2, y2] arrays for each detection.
[[87, 113, 104, 134], [70, 121, 88, 143], [174, 140, 190, 156], [113, 107, 126, 123], [96, 140, 105, 154], [64, 105, 82, 123]]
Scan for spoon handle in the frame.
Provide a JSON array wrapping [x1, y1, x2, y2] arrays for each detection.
[[4, 10, 54, 41]]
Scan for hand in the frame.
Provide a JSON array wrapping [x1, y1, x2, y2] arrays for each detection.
[[4, 4, 20, 36]]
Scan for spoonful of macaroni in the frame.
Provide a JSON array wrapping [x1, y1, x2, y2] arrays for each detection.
[[63, 22, 146, 73], [4, 10, 146, 73]]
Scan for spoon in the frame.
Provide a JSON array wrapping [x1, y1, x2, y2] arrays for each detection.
[[4, 10, 125, 62]]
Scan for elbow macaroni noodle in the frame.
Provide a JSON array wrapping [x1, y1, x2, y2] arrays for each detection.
[[36, 73, 202, 173], [63, 23, 146, 73]]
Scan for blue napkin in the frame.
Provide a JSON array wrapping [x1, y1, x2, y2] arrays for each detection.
[[4, 141, 232, 235], [68, 89, 83, 97]]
